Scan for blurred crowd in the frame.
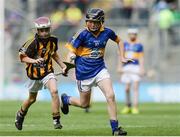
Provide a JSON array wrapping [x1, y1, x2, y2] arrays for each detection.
[[5, 0, 180, 44], [4, 0, 180, 84], [36, 0, 92, 40]]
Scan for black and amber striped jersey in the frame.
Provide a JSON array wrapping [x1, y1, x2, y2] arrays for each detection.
[[19, 34, 58, 80]]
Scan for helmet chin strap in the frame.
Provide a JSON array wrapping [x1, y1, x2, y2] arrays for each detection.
[[40, 35, 50, 39], [36, 27, 51, 39], [90, 28, 99, 32], [88, 23, 102, 33], [37, 33, 50, 39]]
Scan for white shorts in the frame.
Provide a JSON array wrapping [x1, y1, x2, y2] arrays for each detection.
[[25, 73, 56, 93], [121, 64, 141, 83], [77, 68, 110, 92]]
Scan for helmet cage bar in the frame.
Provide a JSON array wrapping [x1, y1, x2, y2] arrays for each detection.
[[37, 27, 50, 32], [35, 24, 50, 29]]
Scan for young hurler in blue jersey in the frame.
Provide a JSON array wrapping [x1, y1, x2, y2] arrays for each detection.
[[61, 8, 132, 136]]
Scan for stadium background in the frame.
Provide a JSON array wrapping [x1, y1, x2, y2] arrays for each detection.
[[1, 0, 180, 102], [0, 0, 180, 136]]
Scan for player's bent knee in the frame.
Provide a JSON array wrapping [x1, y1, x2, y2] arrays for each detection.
[[106, 94, 115, 103], [51, 90, 58, 98]]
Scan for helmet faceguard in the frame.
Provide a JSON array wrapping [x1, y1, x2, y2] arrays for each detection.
[[85, 8, 104, 32], [34, 17, 51, 39]]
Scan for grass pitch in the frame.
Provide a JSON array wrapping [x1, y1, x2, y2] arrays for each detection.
[[0, 101, 180, 136]]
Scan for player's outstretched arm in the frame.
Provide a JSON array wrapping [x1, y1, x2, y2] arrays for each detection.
[[117, 39, 134, 63], [52, 52, 67, 74], [116, 50, 123, 74]]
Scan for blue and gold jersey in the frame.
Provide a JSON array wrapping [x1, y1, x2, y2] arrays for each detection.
[[66, 27, 119, 80], [124, 41, 144, 65]]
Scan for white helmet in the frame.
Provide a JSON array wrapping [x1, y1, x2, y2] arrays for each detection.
[[127, 28, 138, 34], [34, 17, 51, 29]]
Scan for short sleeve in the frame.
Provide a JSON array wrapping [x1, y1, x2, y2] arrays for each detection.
[[19, 39, 36, 58], [65, 30, 84, 53], [108, 29, 118, 42], [70, 32, 83, 48], [138, 44, 144, 52]]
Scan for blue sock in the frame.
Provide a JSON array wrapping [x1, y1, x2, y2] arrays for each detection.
[[63, 95, 70, 105], [110, 120, 119, 132]]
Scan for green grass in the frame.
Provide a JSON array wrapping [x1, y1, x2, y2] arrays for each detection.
[[0, 101, 180, 136]]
